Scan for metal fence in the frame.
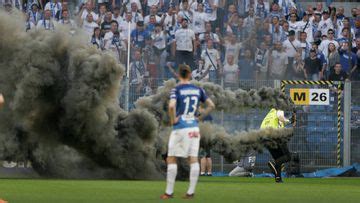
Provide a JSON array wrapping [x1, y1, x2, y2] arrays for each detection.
[[351, 82, 360, 165], [120, 78, 356, 174]]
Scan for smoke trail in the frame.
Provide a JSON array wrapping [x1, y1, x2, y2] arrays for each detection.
[[199, 123, 293, 162], [136, 80, 294, 125]]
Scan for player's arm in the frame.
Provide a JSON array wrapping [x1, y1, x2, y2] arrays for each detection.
[[0, 94, 4, 109], [168, 98, 177, 125], [197, 98, 215, 121], [277, 110, 290, 124]]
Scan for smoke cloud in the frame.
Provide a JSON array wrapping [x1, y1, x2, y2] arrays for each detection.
[[0, 10, 294, 179]]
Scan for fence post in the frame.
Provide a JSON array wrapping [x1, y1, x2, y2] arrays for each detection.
[[343, 81, 351, 167], [124, 77, 130, 112], [274, 80, 281, 89]]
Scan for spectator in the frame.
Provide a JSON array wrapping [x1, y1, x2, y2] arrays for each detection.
[[327, 42, 340, 74], [352, 37, 360, 54], [178, 0, 193, 28], [192, 59, 209, 82], [224, 33, 242, 65], [145, 14, 157, 32], [282, 30, 301, 79], [129, 50, 147, 102], [104, 20, 120, 49], [151, 23, 167, 79], [24, 0, 42, 13], [37, 9, 55, 30], [44, 0, 62, 21], [199, 22, 220, 48], [236, 16, 248, 42], [124, 0, 142, 14], [173, 18, 196, 69], [131, 21, 150, 50], [143, 37, 156, 86], [319, 29, 339, 58], [223, 55, 239, 87], [304, 48, 322, 80], [243, 7, 255, 30], [28, 3, 41, 26], [288, 13, 298, 34], [58, 9, 76, 30], [112, 6, 123, 26], [80, 1, 99, 22], [297, 12, 314, 43], [192, 3, 208, 34], [318, 9, 333, 36], [25, 12, 36, 31], [129, 2, 143, 23], [90, 27, 104, 49], [255, 0, 268, 20], [101, 10, 114, 32], [119, 11, 136, 38], [299, 31, 311, 60], [269, 41, 288, 79], [82, 13, 99, 37], [201, 39, 221, 83], [160, 4, 177, 31], [329, 63, 348, 82], [268, 3, 283, 20], [277, 0, 296, 17], [238, 48, 255, 80], [339, 41, 357, 75], [144, 5, 161, 24], [204, 0, 219, 31], [337, 17, 355, 41], [255, 42, 269, 80]]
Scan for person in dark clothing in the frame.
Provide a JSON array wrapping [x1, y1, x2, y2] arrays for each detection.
[[304, 48, 322, 80], [329, 63, 348, 82], [261, 108, 295, 183]]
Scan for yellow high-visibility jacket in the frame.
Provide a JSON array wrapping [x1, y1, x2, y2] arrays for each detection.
[[260, 108, 284, 129]]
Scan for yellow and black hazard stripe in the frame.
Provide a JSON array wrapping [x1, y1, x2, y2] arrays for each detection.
[[280, 80, 333, 93], [280, 80, 342, 168], [337, 83, 342, 167]]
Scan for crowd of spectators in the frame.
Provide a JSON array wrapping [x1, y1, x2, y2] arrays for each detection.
[[1, 0, 360, 95]]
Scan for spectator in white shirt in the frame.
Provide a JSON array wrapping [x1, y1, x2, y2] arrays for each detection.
[[82, 13, 99, 37], [223, 55, 239, 87], [319, 29, 340, 58], [112, 6, 123, 26], [282, 30, 301, 79], [129, 2, 143, 23], [45, 0, 62, 21], [173, 18, 196, 69], [318, 10, 333, 36], [192, 3, 208, 34], [269, 41, 288, 79], [224, 33, 242, 65], [119, 11, 136, 39], [144, 5, 161, 24], [80, 1, 99, 22], [201, 39, 221, 83], [37, 9, 55, 31]]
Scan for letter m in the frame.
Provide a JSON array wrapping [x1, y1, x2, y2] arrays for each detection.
[[294, 92, 306, 101]]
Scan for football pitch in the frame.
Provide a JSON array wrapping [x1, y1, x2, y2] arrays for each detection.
[[0, 177, 360, 203]]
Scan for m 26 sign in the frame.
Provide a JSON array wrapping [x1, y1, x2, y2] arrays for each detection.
[[289, 88, 330, 105]]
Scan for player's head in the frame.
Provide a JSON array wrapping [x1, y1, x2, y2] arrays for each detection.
[[178, 64, 192, 80]]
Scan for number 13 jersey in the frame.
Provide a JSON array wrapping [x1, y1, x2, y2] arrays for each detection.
[[170, 84, 208, 130]]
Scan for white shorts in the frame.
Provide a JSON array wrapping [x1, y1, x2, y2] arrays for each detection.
[[167, 127, 200, 158]]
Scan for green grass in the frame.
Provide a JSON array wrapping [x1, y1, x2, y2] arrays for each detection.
[[0, 177, 360, 203]]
